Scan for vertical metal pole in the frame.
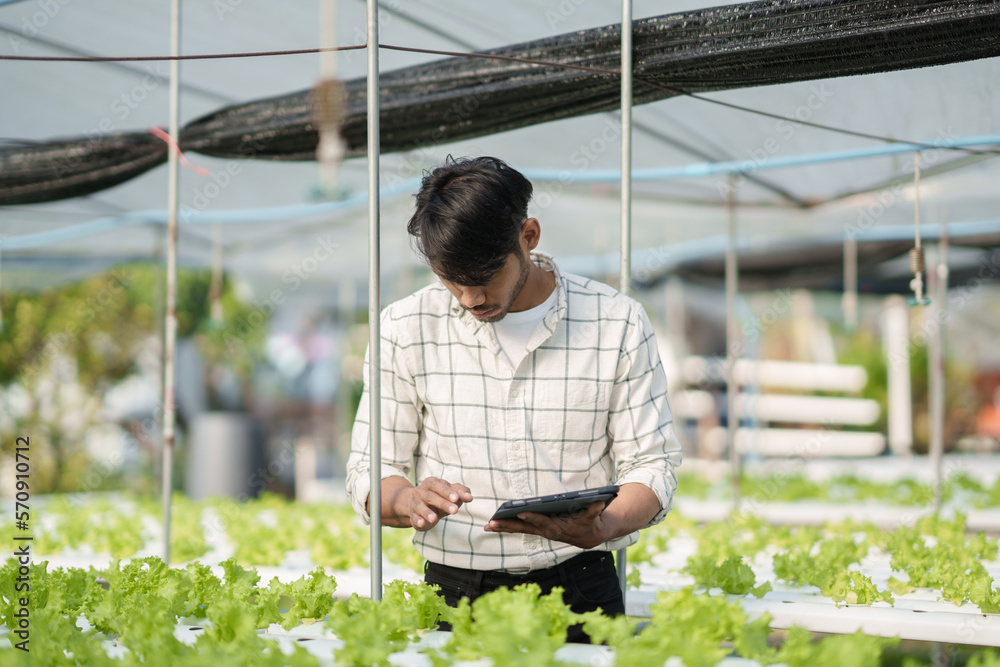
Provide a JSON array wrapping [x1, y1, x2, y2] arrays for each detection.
[[930, 226, 949, 508], [843, 237, 858, 331], [366, 0, 383, 602], [210, 223, 223, 322], [161, 0, 181, 565], [726, 174, 740, 510], [616, 0, 633, 601]]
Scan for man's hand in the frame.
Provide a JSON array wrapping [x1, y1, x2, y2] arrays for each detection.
[[371, 476, 473, 531], [483, 501, 610, 549]]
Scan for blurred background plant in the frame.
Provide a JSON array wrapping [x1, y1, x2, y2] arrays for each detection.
[[0, 263, 269, 493]]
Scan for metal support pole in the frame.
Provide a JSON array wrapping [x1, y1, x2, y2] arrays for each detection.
[[929, 227, 949, 508], [616, 0, 633, 603], [726, 174, 741, 510], [161, 0, 181, 565], [210, 223, 223, 322], [618, 0, 633, 299], [366, 0, 383, 602], [843, 237, 858, 331]]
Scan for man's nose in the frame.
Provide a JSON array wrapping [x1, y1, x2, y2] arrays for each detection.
[[460, 288, 486, 309]]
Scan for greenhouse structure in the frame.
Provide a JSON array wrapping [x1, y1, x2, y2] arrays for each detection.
[[2, 0, 1000, 665]]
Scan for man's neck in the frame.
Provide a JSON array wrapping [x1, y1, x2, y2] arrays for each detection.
[[509, 261, 556, 313]]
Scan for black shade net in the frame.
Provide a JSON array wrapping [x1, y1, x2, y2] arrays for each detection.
[[3, 0, 1000, 205]]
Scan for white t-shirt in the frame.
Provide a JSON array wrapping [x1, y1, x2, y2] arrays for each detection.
[[493, 287, 558, 367]]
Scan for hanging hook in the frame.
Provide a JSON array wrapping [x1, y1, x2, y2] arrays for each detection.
[[908, 151, 930, 306]]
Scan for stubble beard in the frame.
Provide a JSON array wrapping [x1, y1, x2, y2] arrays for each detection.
[[469, 254, 531, 323]]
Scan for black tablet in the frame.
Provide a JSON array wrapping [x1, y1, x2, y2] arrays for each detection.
[[490, 485, 619, 521]]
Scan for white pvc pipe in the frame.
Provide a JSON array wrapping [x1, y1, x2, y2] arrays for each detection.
[[680, 357, 869, 392], [160, 0, 180, 566], [883, 295, 913, 456], [623, 591, 1000, 647], [366, 0, 383, 602], [617, 0, 633, 603], [734, 394, 881, 426]]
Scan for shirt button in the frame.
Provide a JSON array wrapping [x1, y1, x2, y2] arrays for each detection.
[[512, 442, 521, 450]]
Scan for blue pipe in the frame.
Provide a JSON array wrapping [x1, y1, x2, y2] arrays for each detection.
[[4, 133, 1000, 251], [1, 179, 422, 251], [521, 134, 1000, 183]]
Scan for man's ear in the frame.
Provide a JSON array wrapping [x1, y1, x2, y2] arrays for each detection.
[[520, 218, 541, 252]]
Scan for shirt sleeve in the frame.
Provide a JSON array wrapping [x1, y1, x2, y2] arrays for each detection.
[[345, 306, 423, 525], [607, 301, 682, 526]]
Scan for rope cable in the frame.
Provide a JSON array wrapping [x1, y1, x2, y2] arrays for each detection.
[[909, 151, 929, 305]]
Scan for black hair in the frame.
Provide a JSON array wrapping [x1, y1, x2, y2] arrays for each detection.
[[407, 156, 533, 286]]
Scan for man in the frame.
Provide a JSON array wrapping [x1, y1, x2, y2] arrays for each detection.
[[346, 156, 680, 642]]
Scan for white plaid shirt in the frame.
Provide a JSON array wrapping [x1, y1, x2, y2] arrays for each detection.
[[347, 252, 681, 573]]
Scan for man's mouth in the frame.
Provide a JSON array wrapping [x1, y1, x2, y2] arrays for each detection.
[[469, 307, 495, 320]]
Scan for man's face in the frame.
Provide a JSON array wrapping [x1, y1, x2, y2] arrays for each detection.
[[437, 252, 531, 323]]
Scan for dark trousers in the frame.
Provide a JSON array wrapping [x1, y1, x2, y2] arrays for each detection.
[[424, 550, 625, 644]]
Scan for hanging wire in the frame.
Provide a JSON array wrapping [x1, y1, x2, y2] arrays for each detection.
[[909, 152, 930, 306], [313, 0, 347, 200]]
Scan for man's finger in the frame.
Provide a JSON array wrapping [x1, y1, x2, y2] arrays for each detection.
[[415, 490, 460, 517], [423, 478, 473, 505], [485, 517, 541, 533], [408, 497, 439, 529]]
